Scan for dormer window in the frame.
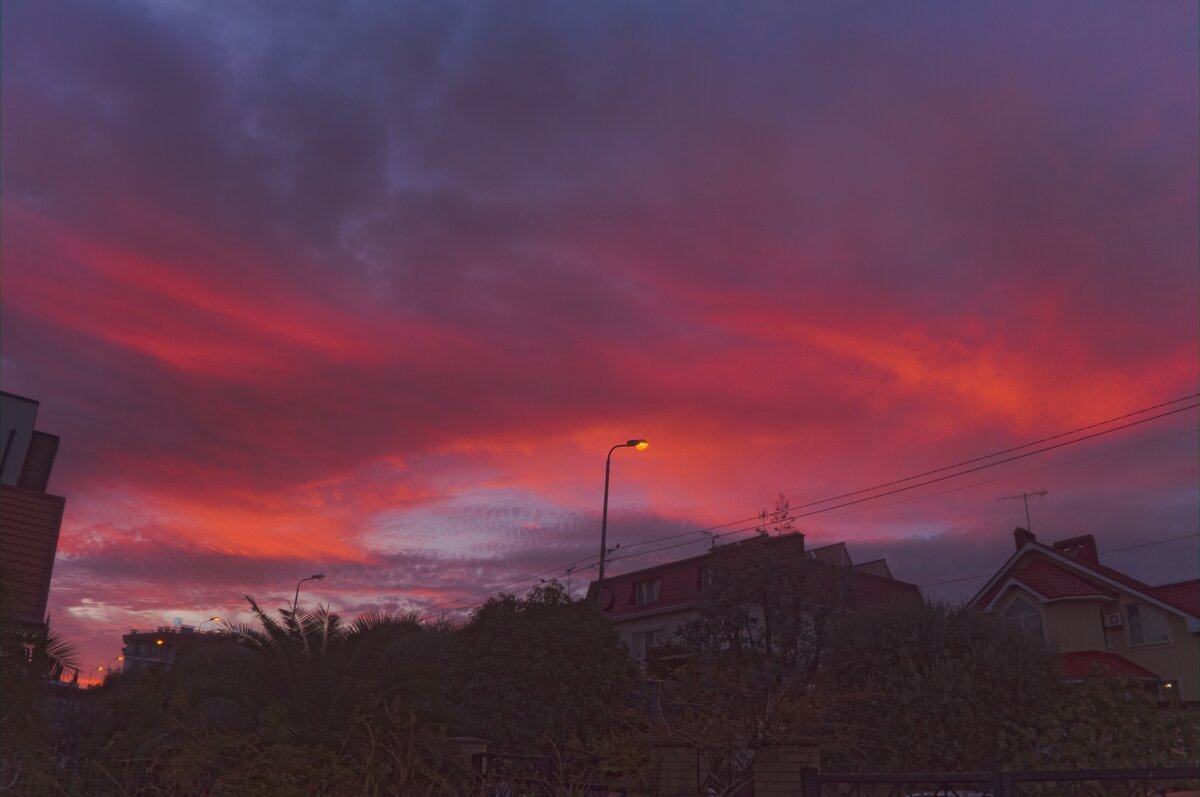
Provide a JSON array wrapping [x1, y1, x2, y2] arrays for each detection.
[[1002, 595, 1044, 639], [634, 578, 661, 605], [1126, 604, 1170, 647]]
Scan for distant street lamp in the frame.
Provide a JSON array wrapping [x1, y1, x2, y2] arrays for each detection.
[[293, 574, 325, 613], [198, 616, 221, 631], [597, 440, 649, 593]]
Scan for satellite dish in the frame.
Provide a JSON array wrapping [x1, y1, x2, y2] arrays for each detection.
[[173, 617, 183, 626]]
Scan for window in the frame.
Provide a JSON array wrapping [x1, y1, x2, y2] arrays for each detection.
[[630, 628, 664, 660], [634, 578, 661, 605], [1002, 596, 1044, 639], [1126, 604, 1170, 646]]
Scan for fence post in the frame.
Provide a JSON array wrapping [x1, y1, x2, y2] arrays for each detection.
[[994, 771, 1012, 797], [801, 767, 820, 797]]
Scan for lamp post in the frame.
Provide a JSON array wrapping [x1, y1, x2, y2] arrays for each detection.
[[198, 616, 221, 632], [293, 574, 325, 613], [598, 439, 649, 591]]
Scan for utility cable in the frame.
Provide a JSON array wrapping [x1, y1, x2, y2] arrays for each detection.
[[418, 398, 1199, 616]]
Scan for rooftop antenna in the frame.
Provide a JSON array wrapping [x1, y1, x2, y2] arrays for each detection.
[[998, 489, 1048, 532], [565, 565, 576, 596]]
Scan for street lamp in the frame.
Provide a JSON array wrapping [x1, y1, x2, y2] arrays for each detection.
[[598, 439, 649, 591], [293, 574, 325, 613], [198, 616, 221, 631]]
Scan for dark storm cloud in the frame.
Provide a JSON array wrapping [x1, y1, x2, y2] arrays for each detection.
[[2, 0, 1196, 669]]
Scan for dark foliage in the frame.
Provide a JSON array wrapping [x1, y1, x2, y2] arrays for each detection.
[[448, 581, 641, 753]]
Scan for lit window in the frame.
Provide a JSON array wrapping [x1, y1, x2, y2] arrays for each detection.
[[1002, 596, 1044, 639], [1127, 604, 1170, 646], [634, 578, 661, 605]]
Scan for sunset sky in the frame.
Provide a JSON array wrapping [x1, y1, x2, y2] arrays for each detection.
[[2, 1, 1197, 674]]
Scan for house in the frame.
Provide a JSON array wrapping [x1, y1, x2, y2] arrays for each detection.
[[0, 391, 65, 634], [586, 532, 920, 660], [120, 624, 226, 675], [969, 528, 1200, 701]]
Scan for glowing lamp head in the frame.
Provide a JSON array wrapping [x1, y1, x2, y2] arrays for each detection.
[[118, 656, 124, 661], [629, 439, 649, 451], [156, 639, 164, 646], [209, 616, 220, 622], [311, 574, 325, 580]]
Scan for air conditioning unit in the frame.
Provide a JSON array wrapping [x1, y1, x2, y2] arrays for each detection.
[[1103, 611, 1123, 628]]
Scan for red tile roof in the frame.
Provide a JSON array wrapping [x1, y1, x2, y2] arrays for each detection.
[[590, 533, 919, 618], [1153, 580, 1200, 618], [0, 485, 66, 626], [1012, 557, 1116, 600], [1060, 650, 1159, 680], [974, 534, 1200, 621]]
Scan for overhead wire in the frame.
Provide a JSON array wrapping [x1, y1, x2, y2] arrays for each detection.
[[416, 397, 1200, 617], [917, 532, 1200, 588]]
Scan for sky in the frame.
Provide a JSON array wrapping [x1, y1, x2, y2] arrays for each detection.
[[2, 0, 1197, 676]]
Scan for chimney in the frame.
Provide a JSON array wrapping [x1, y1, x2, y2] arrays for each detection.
[[1051, 534, 1099, 564], [1013, 527, 1036, 550]]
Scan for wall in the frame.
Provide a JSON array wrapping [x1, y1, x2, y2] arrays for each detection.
[[1044, 601, 1106, 651], [1102, 600, 1200, 702]]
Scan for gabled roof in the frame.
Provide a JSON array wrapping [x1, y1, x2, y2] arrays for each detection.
[[1060, 650, 1159, 680], [971, 530, 1200, 631], [1154, 580, 1200, 618], [1011, 557, 1117, 601], [588, 532, 919, 619]]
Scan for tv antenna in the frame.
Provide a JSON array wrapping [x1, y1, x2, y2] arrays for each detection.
[[998, 489, 1048, 532]]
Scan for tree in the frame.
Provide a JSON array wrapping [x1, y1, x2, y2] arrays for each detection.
[[0, 571, 79, 795], [1002, 673, 1200, 769], [447, 581, 640, 753], [650, 532, 847, 796], [821, 599, 1059, 771], [60, 600, 465, 796]]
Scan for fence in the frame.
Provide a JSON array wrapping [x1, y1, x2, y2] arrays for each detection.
[[803, 768, 1200, 797], [471, 751, 627, 797]]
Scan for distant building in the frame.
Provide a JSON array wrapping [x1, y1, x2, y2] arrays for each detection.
[[969, 528, 1200, 702], [0, 391, 65, 632], [587, 532, 920, 660], [121, 624, 226, 675]]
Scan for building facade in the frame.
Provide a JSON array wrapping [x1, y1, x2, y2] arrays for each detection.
[[0, 391, 66, 632], [587, 532, 921, 660], [970, 528, 1200, 702]]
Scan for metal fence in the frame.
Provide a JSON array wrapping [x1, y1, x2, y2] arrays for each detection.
[[471, 751, 627, 797], [803, 768, 1200, 797]]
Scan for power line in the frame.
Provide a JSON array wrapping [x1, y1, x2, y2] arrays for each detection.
[[813, 427, 1198, 523], [614, 394, 1200, 554], [917, 532, 1200, 588], [604, 402, 1199, 567], [415, 397, 1200, 616]]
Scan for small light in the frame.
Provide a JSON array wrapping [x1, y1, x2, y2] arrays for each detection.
[[210, 616, 220, 622], [156, 639, 164, 646], [1163, 682, 1175, 689], [630, 439, 649, 451], [118, 656, 124, 661], [96, 666, 104, 671]]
